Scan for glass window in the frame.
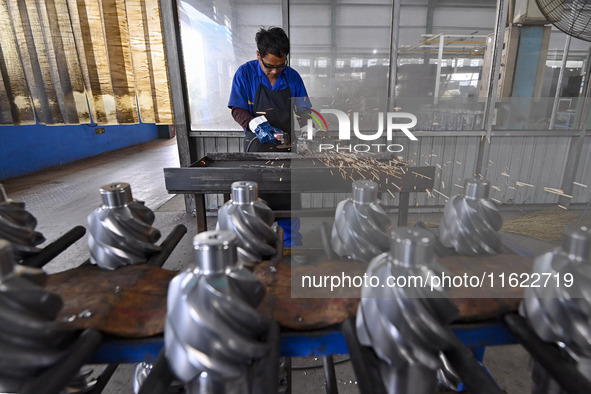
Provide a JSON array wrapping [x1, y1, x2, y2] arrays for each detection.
[[177, 0, 591, 133], [487, 26, 591, 131], [396, 0, 496, 131], [538, 30, 589, 131], [289, 0, 392, 104], [289, 0, 393, 116], [178, 0, 282, 130]]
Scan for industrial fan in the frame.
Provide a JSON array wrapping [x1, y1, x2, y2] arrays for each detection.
[[535, 0, 591, 41]]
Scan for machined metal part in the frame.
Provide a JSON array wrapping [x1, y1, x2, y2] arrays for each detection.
[[521, 224, 591, 392], [165, 230, 269, 393], [439, 178, 503, 255], [61, 367, 97, 394], [216, 181, 277, 266], [0, 239, 72, 393], [436, 353, 462, 392], [134, 362, 153, 394], [0, 184, 45, 260], [331, 180, 392, 262], [87, 182, 161, 270], [356, 227, 459, 394], [134, 361, 185, 394]]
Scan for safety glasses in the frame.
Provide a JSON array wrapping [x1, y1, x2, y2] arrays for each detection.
[[261, 60, 287, 70]]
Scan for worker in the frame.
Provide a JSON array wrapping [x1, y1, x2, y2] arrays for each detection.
[[228, 26, 314, 247], [228, 26, 313, 152]]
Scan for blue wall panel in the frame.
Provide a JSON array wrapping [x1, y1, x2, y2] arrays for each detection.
[[0, 123, 158, 180]]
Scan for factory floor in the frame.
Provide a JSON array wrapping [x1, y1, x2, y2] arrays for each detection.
[[2, 137, 556, 393]]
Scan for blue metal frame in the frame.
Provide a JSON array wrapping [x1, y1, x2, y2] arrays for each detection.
[[279, 330, 349, 357], [89, 320, 516, 364], [90, 337, 163, 364]]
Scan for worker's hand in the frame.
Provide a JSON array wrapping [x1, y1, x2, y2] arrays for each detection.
[[249, 116, 282, 144], [299, 124, 317, 140]]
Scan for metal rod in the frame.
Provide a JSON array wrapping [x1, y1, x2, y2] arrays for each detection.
[[282, 0, 289, 39], [195, 193, 207, 232], [86, 363, 119, 394], [504, 313, 591, 394], [477, 0, 509, 178], [340, 318, 387, 394], [441, 328, 504, 394], [575, 46, 591, 132], [252, 322, 281, 394], [146, 224, 187, 267], [558, 47, 591, 206], [322, 356, 338, 394], [159, 0, 196, 215], [579, 197, 591, 223], [387, 0, 402, 112], [549, 35, 572, 129], [23, 225, 86, 268], [285, 357, 292, 394], [434, 35, 445, 106], [21, 328, 103, 394]]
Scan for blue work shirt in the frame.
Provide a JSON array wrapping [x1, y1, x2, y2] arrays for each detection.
[[228, 59, 311, 120]]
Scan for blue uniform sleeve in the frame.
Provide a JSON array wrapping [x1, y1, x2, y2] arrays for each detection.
[[228, 67, 253, 113], [289, 70, 312, 113]]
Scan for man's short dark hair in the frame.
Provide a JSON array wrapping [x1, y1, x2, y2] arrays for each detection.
[[256, 27, 290, 58]]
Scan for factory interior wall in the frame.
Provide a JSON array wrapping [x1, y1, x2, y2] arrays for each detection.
[[0, 123, 159, 180], [177, 0, 591, 210]]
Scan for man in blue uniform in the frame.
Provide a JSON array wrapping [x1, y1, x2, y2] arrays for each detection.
[[228, 26, 312, 152], [228, 27, 312, 246]]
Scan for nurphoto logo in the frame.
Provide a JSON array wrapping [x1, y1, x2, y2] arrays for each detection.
[[305, 109, 418, 153]]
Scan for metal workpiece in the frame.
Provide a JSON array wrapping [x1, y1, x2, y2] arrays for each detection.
[[165, 230, 269, 393], [520, 224, 591, 392], [331, 180, 392, 262], [0, 240, 72, 393], [216, 181, 278, 266], [0, 184, 45, 260], [439, 178, 503, 255], [87, 182, 162, 270], [134, 362, 153, 394], [134, 362, 186, 394], [356, 227, 459, 394]]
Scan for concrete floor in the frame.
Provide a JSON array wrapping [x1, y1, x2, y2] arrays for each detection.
[[1, 137, 546, 393]]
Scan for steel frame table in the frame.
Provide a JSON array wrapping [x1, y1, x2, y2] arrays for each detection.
[[164, 152, 436, 231]]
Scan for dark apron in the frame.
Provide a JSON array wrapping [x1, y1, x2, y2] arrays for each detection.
[[244, 84, 293, 152], [244, 83, 298, 212]]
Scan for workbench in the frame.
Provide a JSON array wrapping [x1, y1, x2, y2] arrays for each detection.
[[163, 152, 435, 231], [40, 220, 562, 393], [33, 153, 570, 393]]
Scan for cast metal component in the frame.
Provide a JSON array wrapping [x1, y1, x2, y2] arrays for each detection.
[[133, 361, 185, 394], [60, 367, 97, 394], [165, 231, 269, 393], [0, 184, 45, 260], [331, 180, 392, 262], [436, 353, 462, 392], [439, 178, 503, 255], [356, 227, 459, 394], [134, 362, 152, 394], [521, 224, 591, 392], [87, 183, 161, 270], [0, 240, 72, 393], [216, 181, 277, 266]]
